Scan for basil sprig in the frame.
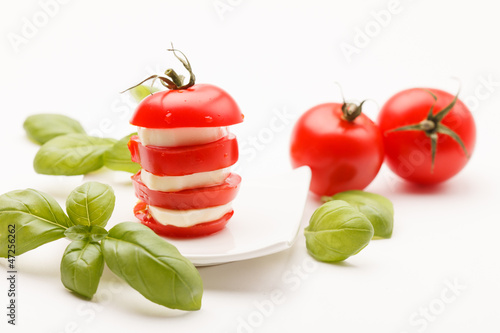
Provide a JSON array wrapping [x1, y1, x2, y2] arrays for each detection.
[[0, 182, 203, 311], [306, 190, 395, 263], [323, 190, 394, 239], [103, 133, 141, 174], [305, 200, 374, 262], [34, 134, 118, 176], [24, 114, 139, 176], [61, 240, 105, 299], [102, 223, 203, 310], [23, 113, 86, 145], [0, 189, 71, 256]]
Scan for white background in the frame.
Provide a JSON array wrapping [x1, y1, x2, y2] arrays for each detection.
[[1, 0, 500, 332]]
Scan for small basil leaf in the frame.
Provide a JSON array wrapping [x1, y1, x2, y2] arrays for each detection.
[[23, 113, 86, 145], [129, 85, 160, 102], [326, 190, 394, 239], [0, 189, 70, 257], [103, 133, 141, 174], [34, 134, 117, 176], [101, 222, 203, 311], [304, 200, 374, 263], [66, 182, 115, 228], [64, 225, 108, 242], [61, 240, 105, 299]]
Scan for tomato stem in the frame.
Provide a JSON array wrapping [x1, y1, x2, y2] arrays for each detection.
[[165, 68, 184, 88], [341, 100, 366, 122], [120, 45, 196, 95], [419, 119, 436, 132]]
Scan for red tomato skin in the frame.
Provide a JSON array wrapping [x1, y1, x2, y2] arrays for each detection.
[[130, 84, 244, 128], [128, 134, 239, 176], [134, 201, 233, 238], [131, 171, 241, 210], [290, 103, 384, 196], [377, 88, 476, 184]]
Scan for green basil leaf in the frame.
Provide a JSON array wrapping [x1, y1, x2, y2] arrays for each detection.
[[326, 190, 394, 239], [103, 133, 141, 174], [23, 113, 86, 145], [304, 200, 374, 263], [101, 222, 203, 311], [66, 182, 115, 228], [34, 134, 117, 176], [0, 189, 70, 257], [61, 240, 105, 299], [129, 85, 160, 102], [64, 225, 108, 242]]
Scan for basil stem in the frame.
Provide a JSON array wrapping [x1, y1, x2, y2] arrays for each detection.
[[64, 225, 108, 242]]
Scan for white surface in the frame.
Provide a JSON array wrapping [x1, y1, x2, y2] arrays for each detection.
[[1, 1, 500, 333]]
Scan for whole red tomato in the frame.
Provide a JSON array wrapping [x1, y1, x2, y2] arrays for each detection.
[[290, 101, 384, 196], [377, 88, 476, 184]]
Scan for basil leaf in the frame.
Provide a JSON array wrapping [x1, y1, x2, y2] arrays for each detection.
[[0, 189, 70, 257], [24, 113, 86, 145], [101, 222, 203, 311], [304, 200, 374, 263], [64, 225, 108, 242], [61, 240, 105, 299], [326, 190, 394, 239], [129, 85, 159, 102], [34, 134, 117, 176], [103, 133, 141, 174], [66, 182, 115, 228]]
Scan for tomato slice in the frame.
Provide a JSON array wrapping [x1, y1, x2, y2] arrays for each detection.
[[133, 201, 233, 238], [129, 84, 244, 128], [132, 171, 241, 210], [128, 134, 239, 176]]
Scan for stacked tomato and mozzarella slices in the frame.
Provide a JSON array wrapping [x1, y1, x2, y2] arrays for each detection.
[[128, 84, 244, 238]]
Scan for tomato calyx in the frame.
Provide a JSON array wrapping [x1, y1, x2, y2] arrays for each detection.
[[388, 89, 470, 172], [121, 44, 196, 94], [341, 101, 367, 122], [335, 83, 368, 122]]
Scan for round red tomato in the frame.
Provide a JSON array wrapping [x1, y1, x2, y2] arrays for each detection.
[[290, 102, 384, 196], [130, 84, 244, 128], [377, 88, 476, 184]]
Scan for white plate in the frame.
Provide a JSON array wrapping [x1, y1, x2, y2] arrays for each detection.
[[167, 166, 311, 266], [84, 166, 311, 266]]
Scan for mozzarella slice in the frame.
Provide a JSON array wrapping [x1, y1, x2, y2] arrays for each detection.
[[140, 167, 231, 192], [148, 202, 233, 228], [138, 126, 228, 147]]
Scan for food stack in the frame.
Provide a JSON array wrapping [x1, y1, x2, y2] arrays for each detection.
[[128, 83, 243, 238]]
